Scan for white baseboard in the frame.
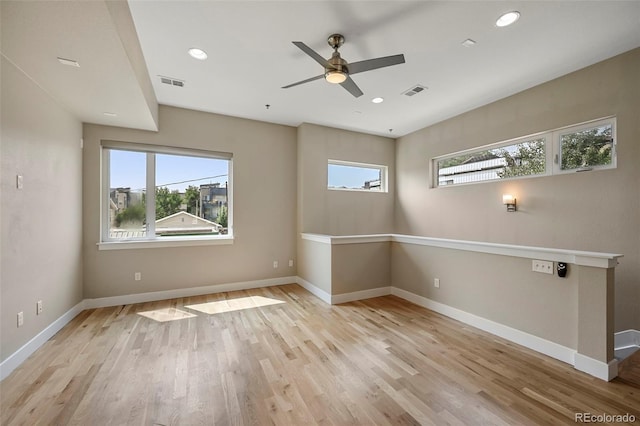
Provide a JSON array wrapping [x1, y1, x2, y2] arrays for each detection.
[[84, 276, 298, 309], [295, 277, 332, 304], [2, 277, 297, 382], [390, 287, 577, 366], [331, 287, 392, 304], [2, 278, 624, 384], [615, 329, 640, 350], [0, 300, 86, 381], [574, 353, 619, 381]]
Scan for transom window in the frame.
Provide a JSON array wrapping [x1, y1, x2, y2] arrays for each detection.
[[101, 141, 232, 244], [328, 160, 388, 192], [433, 117, 616, 187], [558, 121, 614, 172]]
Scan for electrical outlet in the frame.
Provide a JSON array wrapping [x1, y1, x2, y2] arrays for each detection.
[[273, 261, 278, 269], [37, 300, 43, 315], [17, 312, 24, 327], [434, 278, 440, 288], [134, 272, 141, 281], [289, 259, 294, 267], [532, 260, 554, 274]]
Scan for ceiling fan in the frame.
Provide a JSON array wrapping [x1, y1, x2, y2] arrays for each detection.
[[282, 34, 405, 98]]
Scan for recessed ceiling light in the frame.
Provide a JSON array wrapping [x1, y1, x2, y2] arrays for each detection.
[[496, 11, 520, 27], [103, 112, 117, 117], [57, 57, 80, 67], [372, 97, 384, 104], [188, 48, 208, 60]]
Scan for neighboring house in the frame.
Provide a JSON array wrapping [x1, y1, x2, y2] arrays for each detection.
[[364, 179, 381, 190], [109, 187, 144, 227], [110, 187, 143, 210], [438, 155, 507, 186], [155, 211, 222, 236], [199, 183, 228, 222], [108, 211, 222, 239], [109, 198, 119, 228]]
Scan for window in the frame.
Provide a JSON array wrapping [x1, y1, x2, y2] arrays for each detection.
[[328, 160, 387, 192], [558, 119, 615, 172], [433, 117, 615, 187], [102, 141, 232, 245], [436, 136, 547, 186]]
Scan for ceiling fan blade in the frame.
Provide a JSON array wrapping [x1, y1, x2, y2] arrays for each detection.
[[282, 74, 325, 89], [340, 76, 363, 98], [348, 54, 405, 75], [292, 41, 333, 69]]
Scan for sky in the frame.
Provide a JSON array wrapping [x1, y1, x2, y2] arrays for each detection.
[[328, 163, 381, 189], [110, 151, 229, 192], [110, 150, 379, 192]]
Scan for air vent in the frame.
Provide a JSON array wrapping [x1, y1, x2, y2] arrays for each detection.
[[159, 76, 185, 88], [403, 84, 427, 97]]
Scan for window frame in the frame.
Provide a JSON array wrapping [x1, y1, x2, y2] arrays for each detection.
[[327, 159, 388, 193], [99, 141, 233, 249], [432, 116, 616, 188]]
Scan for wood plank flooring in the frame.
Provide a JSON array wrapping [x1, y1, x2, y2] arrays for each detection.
[[2, 284, 639, 425]]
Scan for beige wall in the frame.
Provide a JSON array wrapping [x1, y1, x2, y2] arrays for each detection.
[[391, 243, 578, 349], [395, 48, 640, 331], [1, 56, 84, 361], [82, 106, 297, 298], [297, 123, 395, 236], [332, 242, 390, 295]]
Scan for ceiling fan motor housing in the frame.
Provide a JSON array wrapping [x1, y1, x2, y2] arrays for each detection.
[[327, 51, 348, 74]]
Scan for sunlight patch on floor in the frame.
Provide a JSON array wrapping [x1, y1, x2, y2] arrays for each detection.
[[186, 295, 285, 315], [138, 307, 197, 322]]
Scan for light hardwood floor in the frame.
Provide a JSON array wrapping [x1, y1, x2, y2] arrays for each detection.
[[2, 284, 639, 425]]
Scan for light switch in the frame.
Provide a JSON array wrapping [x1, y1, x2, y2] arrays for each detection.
[[17, 175, 24, 190]]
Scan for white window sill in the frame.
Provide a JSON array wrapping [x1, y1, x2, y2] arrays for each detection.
[[98, 235, 234, 250]]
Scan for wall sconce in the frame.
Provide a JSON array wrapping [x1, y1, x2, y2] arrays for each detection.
[[503, 194, 517, 212]]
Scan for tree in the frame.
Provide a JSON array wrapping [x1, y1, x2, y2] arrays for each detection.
[[497, 139, 545, 178], [560, 126, 612, 170], [216, 205, 228, 228], [155, 187, 182, 219], [115, 203, 145, 227], [184, 185, 200, 215]]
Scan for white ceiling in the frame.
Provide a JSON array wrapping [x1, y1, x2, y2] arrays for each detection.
[[3, 1, 640, 137]]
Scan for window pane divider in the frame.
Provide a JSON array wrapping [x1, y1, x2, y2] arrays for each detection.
[[146, 153, 156, 239]]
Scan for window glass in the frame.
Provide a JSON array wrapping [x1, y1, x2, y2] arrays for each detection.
[[109, 150, 147, 239], [155, 154, 229, 237], [328, 161, 387, 191], [104, 145, 231, 242], [437, 138, 546, 186], [559, 123, 614, 171]]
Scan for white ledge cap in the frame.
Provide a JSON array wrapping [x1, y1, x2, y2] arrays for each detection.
[[300, 233, 622, 269]]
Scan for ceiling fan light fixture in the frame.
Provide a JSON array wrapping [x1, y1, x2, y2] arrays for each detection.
[[496, 11, 520, 27], [325, 70, 347, 84]]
